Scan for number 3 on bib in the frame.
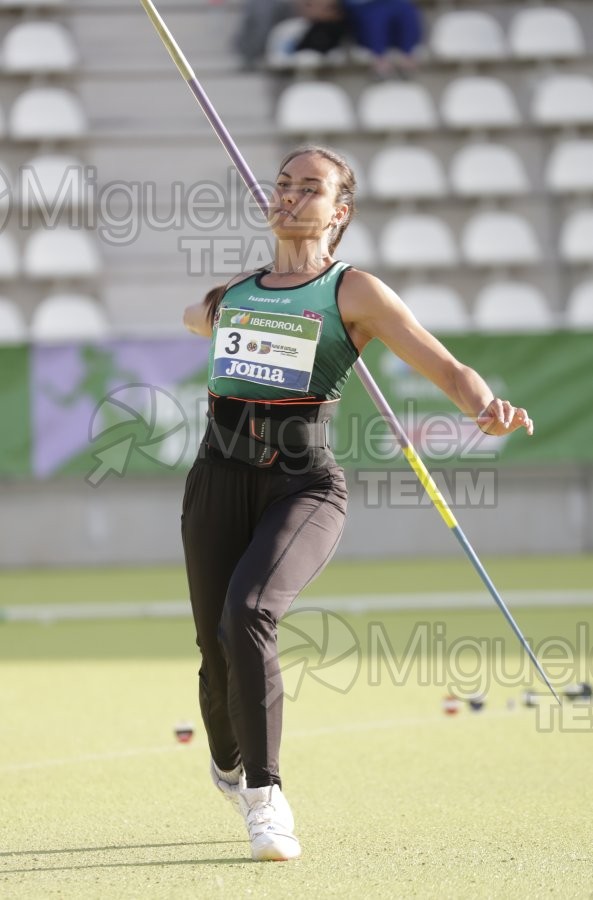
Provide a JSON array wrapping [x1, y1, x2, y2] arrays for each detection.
[[212, 308, 321, 392]]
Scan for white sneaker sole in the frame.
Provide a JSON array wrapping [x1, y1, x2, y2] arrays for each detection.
[[250, 833, 302, 862]]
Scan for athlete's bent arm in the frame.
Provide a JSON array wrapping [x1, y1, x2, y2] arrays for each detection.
[[183, 275, 255, 340], [183, 301, 212, 338], [339, 270, 533, 438]]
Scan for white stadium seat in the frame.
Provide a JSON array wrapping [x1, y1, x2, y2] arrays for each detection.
[[380, 215, 458, 269], [31, 294, 109, 342], [335, 219, 377, 268], [9, 88, 87, 140], [276, 82, 356, 133], [509, 8, 585, 59], [19, 154, 86, 208], [545, 141, 593, 194], [531, 75, 593, 127], [566, 281, 593, 328], [462, 212, 541, 266], [358, 82, 437, 132], [368, 146, 446, 199], [266, 18, 308, 67], [430, 11, 507, 61], [450, 143, 529, 197], [473, 282, 554, 332], [24, 228, 101, 279], [401, 284, 470, 332], [0, 297, 27, 342], [441, 77, 520, 129], [2, 22, 78, 73], [559, 210, 593, 263], [0, 234, 20, 278]]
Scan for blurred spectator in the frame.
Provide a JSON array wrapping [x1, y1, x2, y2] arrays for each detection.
[[294, 0, 348, 55], [234, 0, 295, 69], [343, 0, 423, 78]]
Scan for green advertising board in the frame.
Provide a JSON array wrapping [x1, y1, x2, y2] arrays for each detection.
[[333, 331, 593, 468], [0, 346, 31, 477], [0, 332, 591, 480]]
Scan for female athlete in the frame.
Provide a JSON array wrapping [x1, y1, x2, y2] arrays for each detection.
[[181, 145, 533, 862]]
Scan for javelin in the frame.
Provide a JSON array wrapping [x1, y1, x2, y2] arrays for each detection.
[[139, 0, 559, 704]]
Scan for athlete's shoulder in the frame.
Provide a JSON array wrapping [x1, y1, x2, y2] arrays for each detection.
[[339, 267, 391, 297], [338, 267, 405, 324]]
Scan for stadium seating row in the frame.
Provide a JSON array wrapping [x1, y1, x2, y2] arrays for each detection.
[[0, 21, 78, 73], [355, 140, 593, 199], [2, 71, 592, 144], [0, 87, 86, 139], [268, 7, 589, 69], [0, 205, 589, 282], [0, 294, 109, 342], [1, 6, 586, 78], [2, 279, 592, 344], [0, 228, 100, 279], [0, 153, 87, 204], [401, 281, 593, 332], [2, 139, 591, 208], [2, 74, 591, 143], [337, 209, 593, 269], [276, 75, 593, 134], [430, 8, 587, 61], [0, 0, 589, 347]]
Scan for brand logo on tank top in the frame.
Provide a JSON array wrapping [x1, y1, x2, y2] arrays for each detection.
[[248, 295, 292, 305], [224, 360, 286, 383]]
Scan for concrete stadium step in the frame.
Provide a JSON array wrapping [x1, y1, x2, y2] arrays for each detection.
[[101, 275, 213, 336], [67, 7, 242, 68], [77, 71, 274, 131], [86, 140, 283, 208]]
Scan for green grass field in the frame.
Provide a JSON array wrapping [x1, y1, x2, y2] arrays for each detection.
[[1, 554, 593, 606], [1, 557, 592, 899]]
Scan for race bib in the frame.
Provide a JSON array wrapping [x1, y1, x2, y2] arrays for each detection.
[[212, 308, 322, 392]]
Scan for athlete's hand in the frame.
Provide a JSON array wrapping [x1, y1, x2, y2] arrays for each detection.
[[476, 399, 534, 436]]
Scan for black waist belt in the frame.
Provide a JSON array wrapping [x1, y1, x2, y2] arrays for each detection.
[[203, 393, 337, 469]]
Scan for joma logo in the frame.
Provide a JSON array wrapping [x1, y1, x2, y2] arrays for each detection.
[[225, 360, 286, 383]]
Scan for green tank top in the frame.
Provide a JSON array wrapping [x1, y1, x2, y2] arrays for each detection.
[[208, 261, 359, 400]]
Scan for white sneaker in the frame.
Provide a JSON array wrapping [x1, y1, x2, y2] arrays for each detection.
[[238, 785, 301, 862], [210, 759, 246, 814]]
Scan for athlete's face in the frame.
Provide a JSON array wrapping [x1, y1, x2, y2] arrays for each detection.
[[269, 153, 347, 241]]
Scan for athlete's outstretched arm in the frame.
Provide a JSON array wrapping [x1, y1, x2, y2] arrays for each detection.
[[339, 270, 533, 437]]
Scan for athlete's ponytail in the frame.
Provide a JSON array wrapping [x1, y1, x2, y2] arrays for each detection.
[[204, 284, 227, 326]]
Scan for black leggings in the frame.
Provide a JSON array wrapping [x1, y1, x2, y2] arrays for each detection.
[[181, 446, 348, 788]]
